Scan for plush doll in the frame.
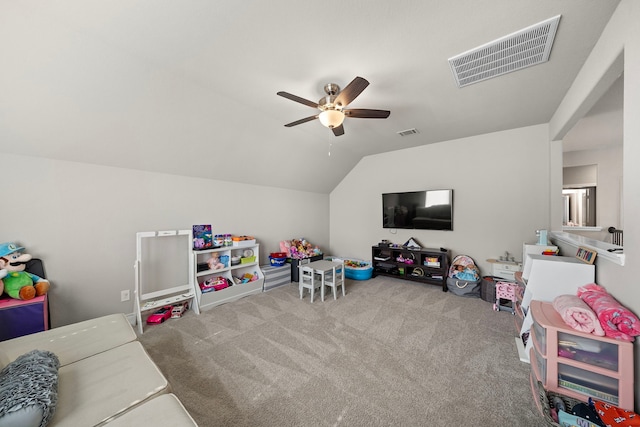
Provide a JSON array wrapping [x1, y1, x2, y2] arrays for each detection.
[[279, 240, 291, 257], [0, 242, 50, 300], [207, 253, 224, 270]]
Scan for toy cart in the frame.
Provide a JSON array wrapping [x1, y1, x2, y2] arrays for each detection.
[[493, 281, 518, 314]]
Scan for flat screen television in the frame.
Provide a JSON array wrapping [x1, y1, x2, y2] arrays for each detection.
[[382, 189, 453, 230]]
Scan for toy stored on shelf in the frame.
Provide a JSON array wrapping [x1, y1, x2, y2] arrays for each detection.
[[0, 242, 50, 300], [279, 238, 322, 259], [238, 272, 259, 283], [232, 235, 256, 247], [199, 277, 229, 293], [207, 253, 225, 270], [171, 301, 189, 319], [192, 225, 213, 249], [146, 305, 173, 324]]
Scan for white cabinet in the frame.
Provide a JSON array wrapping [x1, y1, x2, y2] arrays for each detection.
[[193, 243, 264, 311], [522, 244, 558, 280], [487, 259, 522, 281]]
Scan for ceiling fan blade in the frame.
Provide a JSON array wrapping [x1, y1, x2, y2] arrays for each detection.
[[344, 109, 391, 119], [284, 115, 318, 127], [334, 76, 369, 107], [277, 91, 319, 108], [332, 124, 345, 137]]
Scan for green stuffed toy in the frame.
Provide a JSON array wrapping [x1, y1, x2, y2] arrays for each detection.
[[0, 242, 50, 300]]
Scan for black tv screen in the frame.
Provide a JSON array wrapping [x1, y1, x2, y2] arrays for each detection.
[[382, 189, 453, 230]]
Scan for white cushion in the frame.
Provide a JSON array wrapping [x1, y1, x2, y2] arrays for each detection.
[[0, 314, 136, 369], [49, 341, 169, 427], [103, 394, 197, 426]]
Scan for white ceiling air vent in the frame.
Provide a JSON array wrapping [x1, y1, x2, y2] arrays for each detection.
[[448, 15, 561, 88], [397, 128, 419, 137]]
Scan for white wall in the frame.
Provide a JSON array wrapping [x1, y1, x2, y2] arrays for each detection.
[[0, 153, 329, 327], [330, 124, 552, 274]]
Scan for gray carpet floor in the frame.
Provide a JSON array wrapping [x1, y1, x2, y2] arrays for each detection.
[[138, 276, 547, 426]]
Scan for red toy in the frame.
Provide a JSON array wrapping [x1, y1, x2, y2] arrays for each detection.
[[146, 305, 173, 324]]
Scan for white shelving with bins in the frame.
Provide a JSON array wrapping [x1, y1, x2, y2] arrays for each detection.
[[193, 243, 264, 311]]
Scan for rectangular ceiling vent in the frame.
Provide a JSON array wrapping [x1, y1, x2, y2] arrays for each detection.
[[397, 128, 419, 137], [448, 15, 561, 88]]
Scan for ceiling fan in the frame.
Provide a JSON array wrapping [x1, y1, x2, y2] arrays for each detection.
[[277, 76, 390, 136]]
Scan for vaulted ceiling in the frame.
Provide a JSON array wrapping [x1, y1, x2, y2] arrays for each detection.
[[0, 1, 620, 193]]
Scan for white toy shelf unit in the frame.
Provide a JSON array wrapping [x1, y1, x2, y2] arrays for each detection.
[[134, 230, 200, 334]]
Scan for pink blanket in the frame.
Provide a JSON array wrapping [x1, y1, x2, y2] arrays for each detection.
[[553, 294, 605, 336], [578, 283, 640, 342]]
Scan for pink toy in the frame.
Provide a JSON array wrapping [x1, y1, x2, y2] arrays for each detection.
[[493, 281, 518, 314]]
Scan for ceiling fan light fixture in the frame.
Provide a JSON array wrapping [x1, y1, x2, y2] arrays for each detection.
[[319, 109, 345, 128]]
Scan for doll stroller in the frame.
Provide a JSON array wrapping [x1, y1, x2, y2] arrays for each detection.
[[493, 281, 518, 314]]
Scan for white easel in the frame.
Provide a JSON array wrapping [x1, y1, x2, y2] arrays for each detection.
[[134, 230, 200, 334]]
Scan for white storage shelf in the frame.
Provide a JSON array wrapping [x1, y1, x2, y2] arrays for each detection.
[[193, 244, 264, 311]]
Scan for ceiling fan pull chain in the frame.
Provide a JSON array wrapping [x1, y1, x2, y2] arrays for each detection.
[[328, 142, 332, 156]]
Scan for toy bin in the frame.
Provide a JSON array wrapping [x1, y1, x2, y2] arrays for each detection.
[[345, 260, 373, 280], [261, 264, 291, 291], [326, 257, 373, 280], [269, 256, 287, 266]]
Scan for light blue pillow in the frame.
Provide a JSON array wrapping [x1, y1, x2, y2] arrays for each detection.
[[0, 350, 59, 427]]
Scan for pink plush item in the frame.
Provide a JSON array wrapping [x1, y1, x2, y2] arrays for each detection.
[[553, 294, 605, 336], [279, 240, 291, 256], [577, 283, 640, 342]]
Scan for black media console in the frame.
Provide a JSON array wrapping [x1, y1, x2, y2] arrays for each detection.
[[371, 245, 451, 291]]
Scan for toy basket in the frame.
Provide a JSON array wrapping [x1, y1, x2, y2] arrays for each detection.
[[269, 256, 287, 266], [270, 252, 287, 259], [533, 377, 585, 426], [344, 258, 373, 280], [241, 256, 256, 264]]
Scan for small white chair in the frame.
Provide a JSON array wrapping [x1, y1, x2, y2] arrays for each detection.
[[322, 262, 345, 301], [299, 265, 319, 302]]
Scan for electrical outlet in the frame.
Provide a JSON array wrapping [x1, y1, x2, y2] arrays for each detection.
[[121, 290, 130, 302]]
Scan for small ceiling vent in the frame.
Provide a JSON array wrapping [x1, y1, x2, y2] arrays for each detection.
[[448, 15, 561, 88], [397, 128, 419, 137]]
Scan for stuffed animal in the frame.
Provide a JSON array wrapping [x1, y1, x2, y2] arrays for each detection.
[[0, 242, 50, 300], [207, 253, 225, 270]]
